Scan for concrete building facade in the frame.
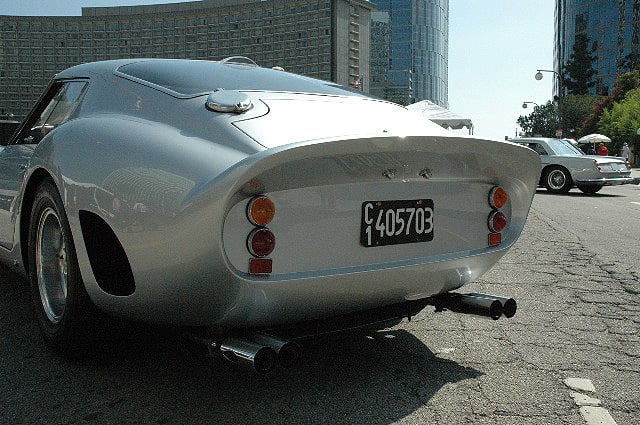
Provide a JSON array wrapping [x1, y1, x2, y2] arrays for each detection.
[[0, 0, 374, 120]]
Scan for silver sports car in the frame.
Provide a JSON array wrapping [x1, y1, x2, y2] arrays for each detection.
[[510, 137, 633, 194], [0, 58, 539, 372]]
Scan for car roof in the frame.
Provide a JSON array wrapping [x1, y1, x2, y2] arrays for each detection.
[[510, 137, 557, 143], [56, 58, 370, 99]]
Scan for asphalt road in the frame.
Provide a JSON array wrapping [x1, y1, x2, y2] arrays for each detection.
[[1, 184, 639, 424], [532, 183, 640, 275]]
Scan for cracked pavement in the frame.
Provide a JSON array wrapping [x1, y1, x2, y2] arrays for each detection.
[[1, 194, 639, 424]]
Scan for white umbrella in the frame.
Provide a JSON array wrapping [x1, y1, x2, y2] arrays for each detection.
[[578, 133, 611, 144]]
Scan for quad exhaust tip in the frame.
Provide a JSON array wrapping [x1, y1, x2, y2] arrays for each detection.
[[190, 292, 515, 373], [432, 292, 517, 320], [219, 337, 278, 374], [194, 333, 301, 373]]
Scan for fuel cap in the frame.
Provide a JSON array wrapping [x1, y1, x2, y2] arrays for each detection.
[[206, 89, 253, 114]]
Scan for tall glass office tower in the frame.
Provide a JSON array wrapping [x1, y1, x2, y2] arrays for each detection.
[[556, 0, 640, 96], [369, 0, 448, 107]]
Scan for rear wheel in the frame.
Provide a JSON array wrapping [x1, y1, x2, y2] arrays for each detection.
[[28, 180, 95, 355], [543, 166, 572, 193], [577, 184, 603, 194]]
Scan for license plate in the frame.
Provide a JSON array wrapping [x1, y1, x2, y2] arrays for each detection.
[[360, 199, 434, 247]]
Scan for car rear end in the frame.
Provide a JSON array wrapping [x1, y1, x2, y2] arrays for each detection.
[[576, 156, 634, 186], [212, 96, 540, 328], [595, 157, 634, 186], [86, 61, 539, 331]]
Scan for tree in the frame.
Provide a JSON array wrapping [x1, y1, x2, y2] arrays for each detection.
[[621, 50, 640, 72], [560, 94, 603, 139], [517, 101, 559, 137], [598, 88, 640, 162], [581, 70, 640, 135], [562, 33, 597, 95]]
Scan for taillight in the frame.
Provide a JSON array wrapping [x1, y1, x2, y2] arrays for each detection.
[[247, 196, 275, 226], [246, 195, 276, 275], [488, 211, 508, 233], [626, 160, 632, 170], [249, 258, 273, 274], [247, 228, 276, 257], [488, 186, 509, 246], [489, 186, 509, 209], [488, 232, 502, 246]]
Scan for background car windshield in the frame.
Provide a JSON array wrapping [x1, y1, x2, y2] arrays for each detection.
[[547, 138, 584, 155], [118, 60, 368, 98]]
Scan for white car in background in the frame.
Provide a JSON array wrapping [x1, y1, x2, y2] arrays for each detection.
[[510, 137, 633, 194]]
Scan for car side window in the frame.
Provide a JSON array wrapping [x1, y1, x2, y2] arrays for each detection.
[[19, 81, 88, 145], [528, 143, 548, 156]]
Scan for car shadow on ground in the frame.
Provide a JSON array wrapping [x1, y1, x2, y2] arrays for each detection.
[[0, 266, 481, 424]]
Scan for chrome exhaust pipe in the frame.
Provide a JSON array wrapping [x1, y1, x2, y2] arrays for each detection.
[[252, 333, 302, 368], [218, 338, 277, 374], [186, 332, 298, 372], [433, 293, 503, 320], [470, 293, 517, 318]]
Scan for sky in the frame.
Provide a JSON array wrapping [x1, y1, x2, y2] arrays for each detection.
[[0, 0, 556, 140]]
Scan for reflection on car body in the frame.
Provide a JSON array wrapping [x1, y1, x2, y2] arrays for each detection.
[[510, 137, 633, 194], [0, 58, 540, 372]]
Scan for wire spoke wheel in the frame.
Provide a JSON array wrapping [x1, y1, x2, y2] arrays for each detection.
[[547, 170, 566, 190], [544, 167, 571, 193]]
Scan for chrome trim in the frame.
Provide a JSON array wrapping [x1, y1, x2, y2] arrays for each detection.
[[575, 177, 634, 184], [382, 168, 397, 179], [219, 56, 259, 67], [206, 89, 253, 114], [419, 168, 433, 179]]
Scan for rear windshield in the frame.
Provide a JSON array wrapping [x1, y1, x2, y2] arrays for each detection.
[[117, 60, 368, 98], [547, 138, 584, 155]]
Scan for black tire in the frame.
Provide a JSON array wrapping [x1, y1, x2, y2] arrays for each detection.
[[28, 180, 96, 355], [543, 166, 572, 193], [577, 184, 603, 194]]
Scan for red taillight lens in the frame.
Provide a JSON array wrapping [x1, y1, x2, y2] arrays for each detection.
[[247, 196, 275, 226], [489, 186, 508, 209], [488, 232, 502, 246], [488, 211, 508, 233], [249, 258, 272, 274], [247, 228, 276, 257]]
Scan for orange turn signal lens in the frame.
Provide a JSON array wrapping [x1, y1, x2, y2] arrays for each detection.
[[247, 196, 275, 226], [489, 187, 508, 209]]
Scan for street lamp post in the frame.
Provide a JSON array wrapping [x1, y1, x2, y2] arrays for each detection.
[[534, 69, 564, 96], [535, 69, 564, 136], [522, 101, 539, 109]]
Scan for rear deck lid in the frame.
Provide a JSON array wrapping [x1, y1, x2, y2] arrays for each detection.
[[233, 95, 449, 148]]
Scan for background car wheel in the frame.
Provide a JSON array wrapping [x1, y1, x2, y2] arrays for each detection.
[[577, 184, 603, 194], [543, 166, 572, 193], [28, 180, 96, 355]]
